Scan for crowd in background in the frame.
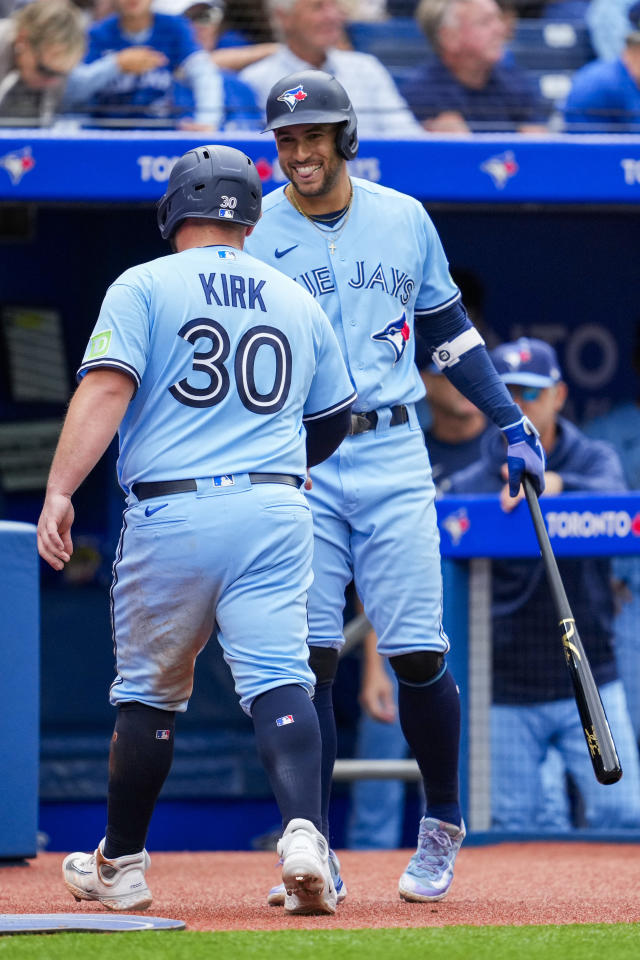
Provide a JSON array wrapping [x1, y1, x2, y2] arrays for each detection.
[[1, 0, 639, 131]]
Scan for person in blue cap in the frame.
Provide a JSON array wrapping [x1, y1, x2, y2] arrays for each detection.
[[448, 337, 640, 830]]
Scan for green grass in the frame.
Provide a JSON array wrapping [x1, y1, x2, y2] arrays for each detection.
[[1, 925, 639, 959]]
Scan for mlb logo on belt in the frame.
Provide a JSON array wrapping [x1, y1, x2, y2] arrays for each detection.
[[155, 729, 171, 740], [276, 715, 294, 726], [213, 475, 235, 487]]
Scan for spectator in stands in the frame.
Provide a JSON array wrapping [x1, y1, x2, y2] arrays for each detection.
[[347, 365, 489, 849], [152, 0, 279, 72], [150, 0, 261, 126], [563, 0, 640, 131], [62, 0, 226, 129], [586, 0, 636, 62], [448, 337, 640, 830], [239, 0, 424, 138], [0, 0, 85, 125], [404, 0, 551, 133], [583, 322, 640, 749]]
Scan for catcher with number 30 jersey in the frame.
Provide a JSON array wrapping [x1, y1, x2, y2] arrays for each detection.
[[246, 69, 546, 906]]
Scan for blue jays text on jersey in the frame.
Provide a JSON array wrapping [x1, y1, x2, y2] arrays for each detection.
[[76, 246, 356, 495], [245, 178, 460, 413]]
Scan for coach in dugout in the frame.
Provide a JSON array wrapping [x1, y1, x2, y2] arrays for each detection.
[[448, 337, 640, 831]]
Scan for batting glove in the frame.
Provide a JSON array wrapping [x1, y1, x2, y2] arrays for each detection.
[[502, 414, 546, 497]]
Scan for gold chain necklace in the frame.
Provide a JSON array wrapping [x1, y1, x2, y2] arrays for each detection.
[[287, 182, 354, 255]]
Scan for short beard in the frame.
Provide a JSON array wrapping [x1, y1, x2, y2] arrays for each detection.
[[286, 155, 344, 199]]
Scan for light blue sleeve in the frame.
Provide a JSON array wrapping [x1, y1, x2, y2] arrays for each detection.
[[77, 274, 151, 389], [414, 208, 461, 315], [304, 305, 357, 421], [62, 55, 120, 109], [181, 51, 224, 128]]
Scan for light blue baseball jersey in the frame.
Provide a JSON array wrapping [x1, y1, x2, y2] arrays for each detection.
[[77, 245, 356, 494], [245, 177, 460, 413]]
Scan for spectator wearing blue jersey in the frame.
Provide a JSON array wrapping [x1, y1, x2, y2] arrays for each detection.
[[151, 0, 261, 128], [448, 337, 640, 830], [62, 0, 225, 129], [404, 0, 551, 133], [564, 1, 640, 130]]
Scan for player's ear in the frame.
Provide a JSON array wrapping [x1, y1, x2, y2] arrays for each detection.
[[553, 381, 568, 412]]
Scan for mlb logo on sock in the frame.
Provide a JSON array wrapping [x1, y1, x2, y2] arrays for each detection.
[[156, 729, 171, 740], [276, 715, 294, 726]]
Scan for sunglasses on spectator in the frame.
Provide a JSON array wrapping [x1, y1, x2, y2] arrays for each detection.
[[34, 58, 70, 79], [188, 8, 222, 24], [507, 385, 544, 402]]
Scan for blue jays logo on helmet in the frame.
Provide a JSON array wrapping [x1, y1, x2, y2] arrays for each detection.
[[371, 312, 410, 364], [277, 84, 308, 112]]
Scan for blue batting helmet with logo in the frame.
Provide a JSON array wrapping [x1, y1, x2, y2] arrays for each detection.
[[157, 144, 262, 240], [264, 70, 359, 161]]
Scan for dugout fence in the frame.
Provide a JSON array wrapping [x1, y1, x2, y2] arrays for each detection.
[[334, 492, 640, 839]]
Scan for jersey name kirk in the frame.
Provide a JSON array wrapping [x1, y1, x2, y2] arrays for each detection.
[[199, 272, 267, 311]]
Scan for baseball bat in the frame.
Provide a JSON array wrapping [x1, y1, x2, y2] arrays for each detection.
[[522, 475, 622, 785]]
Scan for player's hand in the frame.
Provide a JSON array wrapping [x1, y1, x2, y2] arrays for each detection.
[[360, 650, 396, 723], [502, 414, 545, 497], [37, 492, 74, 571], [116, 47, 168, 74], [499, 466, 561, 512], [304, 469, 313, 491]]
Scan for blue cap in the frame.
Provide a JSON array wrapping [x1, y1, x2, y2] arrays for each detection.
[[490, 337, 562, 388]]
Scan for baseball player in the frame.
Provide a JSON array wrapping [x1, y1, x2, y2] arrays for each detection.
[[245, 70, 546, 904], [37, 144, 356, 917]]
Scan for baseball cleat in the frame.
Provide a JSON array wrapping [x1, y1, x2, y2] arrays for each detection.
[[276, 818, 337, 915], [268, 847, 347, 907], [62, 838, 152, 911], [398, 817, 466, 902]]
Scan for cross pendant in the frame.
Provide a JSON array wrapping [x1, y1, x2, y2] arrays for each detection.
[[328, 240, 336, 255]]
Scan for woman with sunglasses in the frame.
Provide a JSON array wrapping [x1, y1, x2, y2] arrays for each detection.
[[0, 0, 85, 126]]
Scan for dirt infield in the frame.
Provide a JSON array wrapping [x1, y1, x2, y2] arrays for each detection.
[[1, 844, 638, 930]]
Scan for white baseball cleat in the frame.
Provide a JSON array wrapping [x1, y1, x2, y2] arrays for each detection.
[[277, 818, 337, 915], [268, 848, 347, 907], [62, 838, 152, 911]]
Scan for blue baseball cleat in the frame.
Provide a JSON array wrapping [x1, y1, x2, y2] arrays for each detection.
[[398, 817, 466, 902], [268, 847, 347, 907]]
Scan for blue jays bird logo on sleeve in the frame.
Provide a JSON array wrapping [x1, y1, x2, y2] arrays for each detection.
[[371, 312, 410, 363], [277, 84, 307, 112]]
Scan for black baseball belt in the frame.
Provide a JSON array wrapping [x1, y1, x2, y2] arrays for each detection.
[[132, 473, 302, 501], [348, 404, 409, 436]]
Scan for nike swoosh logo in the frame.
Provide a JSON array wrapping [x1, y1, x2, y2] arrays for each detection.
[[145, 503, 168, 517], [275, 245, 298, 259]]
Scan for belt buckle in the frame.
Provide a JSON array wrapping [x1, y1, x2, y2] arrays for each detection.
[[350, 413, 373, 436]]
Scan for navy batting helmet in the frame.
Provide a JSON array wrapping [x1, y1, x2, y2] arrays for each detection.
[[157, 144, 262, 240], [264, 70, 359, 161]]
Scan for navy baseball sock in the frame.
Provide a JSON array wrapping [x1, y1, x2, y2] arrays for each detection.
[[251, 684, 322, 833], [312, 679, 338, 842], [397, 667, 462, 828], [103, 702, 175, 860]]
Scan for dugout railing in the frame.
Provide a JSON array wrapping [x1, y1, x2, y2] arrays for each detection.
[[334, 492, 640, 839]]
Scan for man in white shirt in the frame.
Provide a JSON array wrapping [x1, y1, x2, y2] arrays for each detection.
[[239, 0, 423, 138]]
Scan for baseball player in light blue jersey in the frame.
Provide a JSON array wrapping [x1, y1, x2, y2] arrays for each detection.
[[246, 70, 546, 905], [37, 144, 356, 917]]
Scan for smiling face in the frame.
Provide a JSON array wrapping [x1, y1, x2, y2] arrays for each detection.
[[274, 122, 348, 201]]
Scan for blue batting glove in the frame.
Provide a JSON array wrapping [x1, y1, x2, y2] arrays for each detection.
[[502, 414, 546, 497]]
